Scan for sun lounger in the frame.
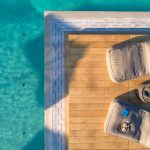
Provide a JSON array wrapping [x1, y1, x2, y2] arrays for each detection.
[[104, 99, 150, 148], [106, 41, 150, 82]]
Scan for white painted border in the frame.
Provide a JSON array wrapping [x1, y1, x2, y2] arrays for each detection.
[[44, 11, 150, 150]]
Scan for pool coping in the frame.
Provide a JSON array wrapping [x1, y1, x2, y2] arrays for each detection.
[[44, 11, 150, 150]]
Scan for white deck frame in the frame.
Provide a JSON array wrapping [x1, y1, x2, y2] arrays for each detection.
[[44, 11, 150, 150]]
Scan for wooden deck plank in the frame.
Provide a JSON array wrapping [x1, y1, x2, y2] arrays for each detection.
[[69, 103, 109, 111], [69, 98, 106, 104], [69, 111, 107, 117], [69, 81, 128, 88], [69, 117, 105, 124], [69, 88, 105, 94], [69, 48, 106, 55], [68, 34, 130, 41], [69, 123, 104, 130], [70, 74, 110, 81], [69, 61, 107, 68], [69, 117, 105, 123], [129, 141, 146, 149], [69, 130, 107, 137], [68, 41, 129, 48], [129, 75, 150, 88], [68, 68, 108, 75], [68, 54, 106, 62], [69, 97, 113, 104], [69, 143, 128, 149], [69, 136, 128, 143]]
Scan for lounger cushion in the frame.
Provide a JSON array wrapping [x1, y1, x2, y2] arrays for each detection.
[[104, 99, 150, 148], [106, 41, 150, 82]]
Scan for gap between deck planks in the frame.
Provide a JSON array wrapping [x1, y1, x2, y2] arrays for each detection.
[[66, 34, 150, 150]]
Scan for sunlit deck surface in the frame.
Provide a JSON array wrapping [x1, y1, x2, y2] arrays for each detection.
[[65, 34, 150, 150]]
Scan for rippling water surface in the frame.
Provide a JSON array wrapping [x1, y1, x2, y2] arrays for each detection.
[[1, 0, 150, 149]]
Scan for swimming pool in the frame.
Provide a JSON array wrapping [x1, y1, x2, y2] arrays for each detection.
[[0, 1, 44, 150], [1, 0, 150, 150]]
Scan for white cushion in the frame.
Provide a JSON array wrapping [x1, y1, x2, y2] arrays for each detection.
[[106, 42, 150, 82], [104, 99, 150, 148]]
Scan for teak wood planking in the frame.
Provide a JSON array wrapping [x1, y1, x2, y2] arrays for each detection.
[[66, 34, 150, 150]]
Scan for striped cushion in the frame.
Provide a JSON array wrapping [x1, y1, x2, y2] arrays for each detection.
[[104, 99, 150, 148], [106, 41, 150, 82]]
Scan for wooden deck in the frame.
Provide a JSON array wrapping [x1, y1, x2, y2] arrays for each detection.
[[65, 34, 150, 150]]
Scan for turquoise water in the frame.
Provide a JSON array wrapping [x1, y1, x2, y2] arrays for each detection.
[[1, 0, 150, 150], [31, 0, 150, 14], [0, 1, 44, 150]]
